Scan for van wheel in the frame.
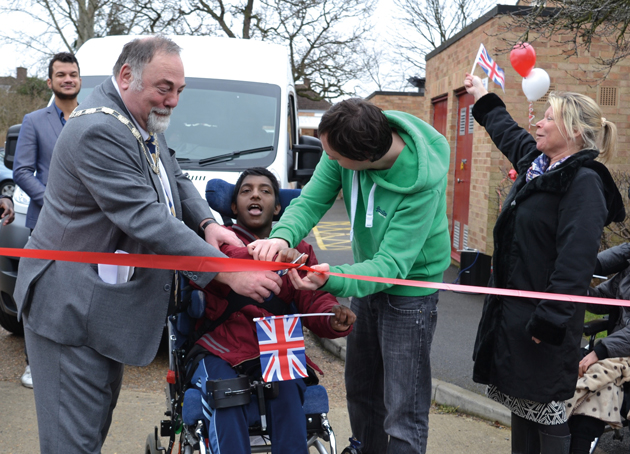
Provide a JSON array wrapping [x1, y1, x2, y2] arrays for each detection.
[[0, 309, 23, 335]]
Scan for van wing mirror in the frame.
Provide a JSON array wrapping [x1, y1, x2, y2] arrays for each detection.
[[4, 124, 21, 170], [291, 135, 322, 186]]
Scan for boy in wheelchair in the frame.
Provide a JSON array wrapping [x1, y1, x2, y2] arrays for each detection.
[[567, 242, 630, 454], [186, 167, 355, 454]]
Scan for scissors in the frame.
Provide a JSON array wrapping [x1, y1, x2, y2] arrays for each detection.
[[263, 252, 307, 302], [277, 252, 306, 276]]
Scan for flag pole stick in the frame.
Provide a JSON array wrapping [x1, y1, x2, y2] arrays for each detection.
[[471, 43, 483, 75], [254, 313, 334, 322]]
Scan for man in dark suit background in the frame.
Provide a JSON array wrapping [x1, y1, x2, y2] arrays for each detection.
[[14, 36, 283, 454], [13, 51, 81, 389]]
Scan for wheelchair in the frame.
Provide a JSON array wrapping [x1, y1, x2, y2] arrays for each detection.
[[580, 316, 630, 454], [145, 178, 337, 454]]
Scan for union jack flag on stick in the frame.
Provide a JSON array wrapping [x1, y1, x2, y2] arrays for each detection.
[[472, 44, 505, 91], [255, 314, 310, 382]]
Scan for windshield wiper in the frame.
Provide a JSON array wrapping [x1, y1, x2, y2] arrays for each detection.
[[198, 146, 274, 166], [175, 157, 191, 162]]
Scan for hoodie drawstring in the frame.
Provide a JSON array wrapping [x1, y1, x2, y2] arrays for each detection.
[[350, 171, 377, 242]]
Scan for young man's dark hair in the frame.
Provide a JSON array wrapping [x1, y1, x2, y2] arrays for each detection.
[[232, 167, 280, 206], [318, 98, 393, 162], [48, 52, 80, 79]]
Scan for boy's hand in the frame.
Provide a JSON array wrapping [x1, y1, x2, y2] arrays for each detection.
[[329, 305, 355, 332], [248, 238, 290, 261], [275, 248, 308, 265]]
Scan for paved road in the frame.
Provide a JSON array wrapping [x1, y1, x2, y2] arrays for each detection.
[[0, 326, 513, 454]]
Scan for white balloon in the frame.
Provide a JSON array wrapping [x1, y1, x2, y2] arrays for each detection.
[[522, 68, 551, 102]]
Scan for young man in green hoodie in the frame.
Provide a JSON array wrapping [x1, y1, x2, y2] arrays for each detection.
[[248, 98, 451, 454]]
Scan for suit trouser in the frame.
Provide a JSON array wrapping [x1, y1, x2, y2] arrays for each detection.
[[24, 325, 124, 454]]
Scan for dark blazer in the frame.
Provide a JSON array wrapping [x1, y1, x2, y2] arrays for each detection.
[[471, 93, 624, 403], [14, 78, 225, 366], [14, 103, 63, 229]]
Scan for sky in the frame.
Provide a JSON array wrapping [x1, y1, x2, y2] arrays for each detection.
[[0, 0, 499, 94], [0, 1, 399, 81]]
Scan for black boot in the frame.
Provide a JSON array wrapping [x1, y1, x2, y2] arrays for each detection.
[[511, 413, 540, 454], [539, 432, 571, 454]]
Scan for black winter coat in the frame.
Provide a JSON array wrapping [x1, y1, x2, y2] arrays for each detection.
[[471, 94, 625, 403]]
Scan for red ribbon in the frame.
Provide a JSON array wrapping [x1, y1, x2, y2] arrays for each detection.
[[4, 247, 630, 308]]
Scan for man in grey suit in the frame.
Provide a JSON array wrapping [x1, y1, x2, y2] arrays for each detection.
[[13, 51, 81, 389], [14, 36, 283, 454]]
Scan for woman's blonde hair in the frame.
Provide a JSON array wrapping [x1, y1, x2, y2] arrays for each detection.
[[548, 92, 617, 163]]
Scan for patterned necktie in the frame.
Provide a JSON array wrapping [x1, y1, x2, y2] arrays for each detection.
[[146, 133, 176, 217]]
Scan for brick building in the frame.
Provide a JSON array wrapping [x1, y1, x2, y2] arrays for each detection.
[[424, 4, 630, 262], [366, 91, 427, 119]]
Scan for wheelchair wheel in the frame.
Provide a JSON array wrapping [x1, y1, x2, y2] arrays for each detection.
[[145, 431, 162, 454]]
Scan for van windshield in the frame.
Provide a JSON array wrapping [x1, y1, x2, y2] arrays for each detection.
[[77, 76, 280, 171]]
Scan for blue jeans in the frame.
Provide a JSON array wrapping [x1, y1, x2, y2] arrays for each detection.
[[345, 292, 439, 454]]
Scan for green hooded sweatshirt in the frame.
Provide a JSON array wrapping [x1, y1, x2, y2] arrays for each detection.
[[270, 111, 451, 298]]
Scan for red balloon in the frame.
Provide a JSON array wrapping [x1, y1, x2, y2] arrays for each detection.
[[510, 42, 536, 78]]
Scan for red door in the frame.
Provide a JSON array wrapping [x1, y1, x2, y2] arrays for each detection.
[[451, 91, 475, 261], [432, 95, 447, 137]]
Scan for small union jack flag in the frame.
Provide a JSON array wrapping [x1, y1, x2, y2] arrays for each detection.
[[475, 44, 505, 91], [255, 315, 308, 382]]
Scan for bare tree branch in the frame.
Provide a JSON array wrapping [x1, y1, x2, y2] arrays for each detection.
[[507, 1, 630, 74], [389, 0, 495, 74], [180, 0, 376, 100]]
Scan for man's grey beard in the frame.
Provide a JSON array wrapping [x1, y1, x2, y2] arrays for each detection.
[[147, 108, 172, 134]]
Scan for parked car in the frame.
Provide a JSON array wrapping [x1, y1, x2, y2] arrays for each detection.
[[0, 149, 15, 198]]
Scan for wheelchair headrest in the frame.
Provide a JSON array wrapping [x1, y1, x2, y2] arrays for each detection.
[[205, 178, 301, 222]]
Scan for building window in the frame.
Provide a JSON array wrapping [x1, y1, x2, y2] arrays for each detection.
[[599, 87, 618, 107]]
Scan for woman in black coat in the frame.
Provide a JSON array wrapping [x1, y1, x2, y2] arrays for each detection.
[[464, 74, 625, 454]]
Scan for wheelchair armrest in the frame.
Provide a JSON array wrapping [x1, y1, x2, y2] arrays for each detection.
[[583, 317, 609, 336]]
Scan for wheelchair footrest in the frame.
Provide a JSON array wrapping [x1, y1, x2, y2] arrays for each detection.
[[305, 413, 329, 440], [303, 385, 329, 414]]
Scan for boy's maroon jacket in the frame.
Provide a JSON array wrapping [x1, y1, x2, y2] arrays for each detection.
[[195, 224, 352, 370]]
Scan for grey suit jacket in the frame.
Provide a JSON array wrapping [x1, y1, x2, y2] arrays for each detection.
[[13, 103, 63, 229], [14, 78, 225, 366]]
